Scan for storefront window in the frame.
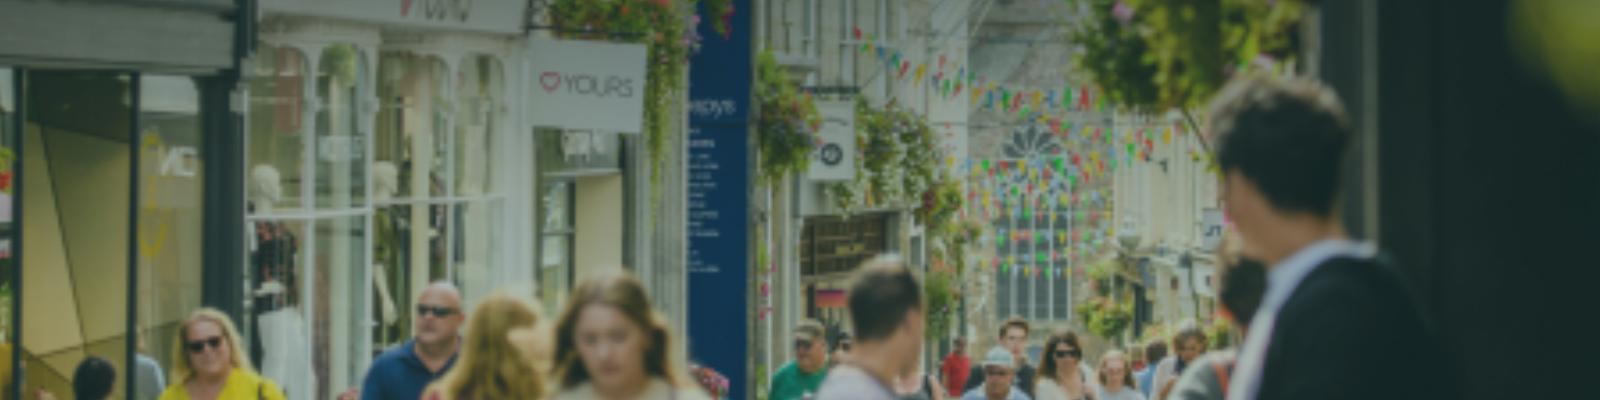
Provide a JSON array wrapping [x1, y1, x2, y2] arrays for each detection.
[[373, 51, 504, 344], [20, 70, 133, 399], [376, 52, 448, 200], [246, 43, 373, 400], [248, 47, 308, 213], [136, 75, 205, 400]]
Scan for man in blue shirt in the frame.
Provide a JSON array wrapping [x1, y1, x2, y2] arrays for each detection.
[[360, 282, 465, 400], [1136, 341, 1166, 399]]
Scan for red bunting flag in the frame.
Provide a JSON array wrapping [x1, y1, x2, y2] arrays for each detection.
[[853, 26, 863, 40]]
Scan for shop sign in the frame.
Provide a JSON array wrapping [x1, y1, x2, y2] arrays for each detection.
[[808, 100, 855, 181], [260, 0, 527, 34], [527, 38, 648, 134], [317, 136, 366, 163]]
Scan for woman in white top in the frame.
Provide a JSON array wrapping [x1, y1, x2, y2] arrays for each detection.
[[1034, 330, 1095, 400], [1095, 350, 1146, 400], [551, 269, 710, 400]]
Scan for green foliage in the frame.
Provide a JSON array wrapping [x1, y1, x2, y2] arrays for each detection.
[[1066, 0, 1306, 111], [755, 51, 821, 185], [550, 0, 697, 199], [1077, 296, 1134, 341], [856, 99, 904, 204], [1206, 316, 1235, 349], [925, 267, 957, 342]]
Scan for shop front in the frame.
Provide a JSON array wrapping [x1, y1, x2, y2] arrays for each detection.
[[0, 1, 245, 399], [247, 1, 528, 398]]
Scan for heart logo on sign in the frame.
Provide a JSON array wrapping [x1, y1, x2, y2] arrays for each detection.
[[539, 72, 561, 93]]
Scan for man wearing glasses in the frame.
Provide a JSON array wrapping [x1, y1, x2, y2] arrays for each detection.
[[961, 348, 1032, 400], [769, 320, 832, 400], [358, 282, 466, 400], [964, 317, 1037, 398]]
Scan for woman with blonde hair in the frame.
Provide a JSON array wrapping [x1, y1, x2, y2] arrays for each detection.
[[421, 293, 544, 400], [159, 308, 286, 400], [551, 269, 709, 399], [1095, 350, 1145, 400]]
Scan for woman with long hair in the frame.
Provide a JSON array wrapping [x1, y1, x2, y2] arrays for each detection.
[[1033, 330, 1095, 400], [1095, 350, 1145, 400], [159, 309, 286, 400], [551, 269, 709, 399], [422, 293, 544, 399]]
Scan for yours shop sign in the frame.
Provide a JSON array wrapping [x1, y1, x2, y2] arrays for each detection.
[[528, 38, 648, 133]]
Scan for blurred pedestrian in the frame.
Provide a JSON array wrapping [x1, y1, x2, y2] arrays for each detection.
[[1033, 330, 1094, 400], [551, 269, 709, 399], [1134, 342, 1166, 400], [1166, 235, 1266, 400], [959, 348, 1030, 400], [362, 282, 465, 400], [1207, 74, 1445, 400], [769, 320, 830, 400], [940, 336, 971, 397], [420, 293, 543, 400], [1151, 324, 1207, 400], [74, 356, 116, 400], [892, 367, 945, 400], [816, 255, 924, 400], [159, 308, 287, 400], [1095, 351, 1144, 400], [963, 317, 1038, 398]]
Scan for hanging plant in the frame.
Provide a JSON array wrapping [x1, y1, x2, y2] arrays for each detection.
[[755, 51, 821, 185], [899, 115, 940, 205], [0, 147, 13, 194], [550, 0, 699, 201], [1077, 296, 1133, 340], [924, 266, 957, 341]]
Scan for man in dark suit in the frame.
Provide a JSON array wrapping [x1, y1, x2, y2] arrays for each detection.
[[963, 317, 1036, 398], [1208, 75, 1447, 400]]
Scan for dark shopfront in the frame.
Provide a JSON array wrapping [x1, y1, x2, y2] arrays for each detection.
[[0, 1, 249, 399]]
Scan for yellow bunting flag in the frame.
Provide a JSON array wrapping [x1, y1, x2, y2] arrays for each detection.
[[915, 64, 927, 83], [1163, 127, 1174, 144]]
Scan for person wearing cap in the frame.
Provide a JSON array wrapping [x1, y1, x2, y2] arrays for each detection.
[[961, 348, 1032, 400], [770, 320, 832, 400]]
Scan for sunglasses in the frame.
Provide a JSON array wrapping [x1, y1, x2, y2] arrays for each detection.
[[984, 366, 1013, 376], [795, 339, 813, 349], [1055, 348, 1082, 359], [185, 336, 225, 354], [416, 305, 457, 318]]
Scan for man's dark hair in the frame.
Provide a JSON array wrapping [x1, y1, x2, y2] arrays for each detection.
[[1219, 258, 1269, 328], [1173, 323, 1208, 349], [1144, 341, 1168, 363], [73, 356, 116, 400], [998, 316, 1030, 338], [847, 255, 922, 342], [1209, 75, 1351, 216]]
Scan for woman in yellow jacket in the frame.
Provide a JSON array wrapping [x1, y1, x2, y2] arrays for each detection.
[[159, 308, 287, 400]]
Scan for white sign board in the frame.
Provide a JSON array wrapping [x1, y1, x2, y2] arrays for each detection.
[[1201, 208, 1224, 250], [808, 101, 856, 181], [527, 38, 649, 134], [261, 0, 528, 34]]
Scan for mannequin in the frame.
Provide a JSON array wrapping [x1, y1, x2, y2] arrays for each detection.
[[371, 161, 400, 329], [248, 164, 315, 400]]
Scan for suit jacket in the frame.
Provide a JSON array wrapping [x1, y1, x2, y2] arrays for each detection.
[[1254, 256, 1450, 400], [965, 362, 1036, 399]]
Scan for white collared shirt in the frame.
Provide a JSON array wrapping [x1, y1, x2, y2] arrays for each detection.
[[1226, 239, 1375, 400]]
